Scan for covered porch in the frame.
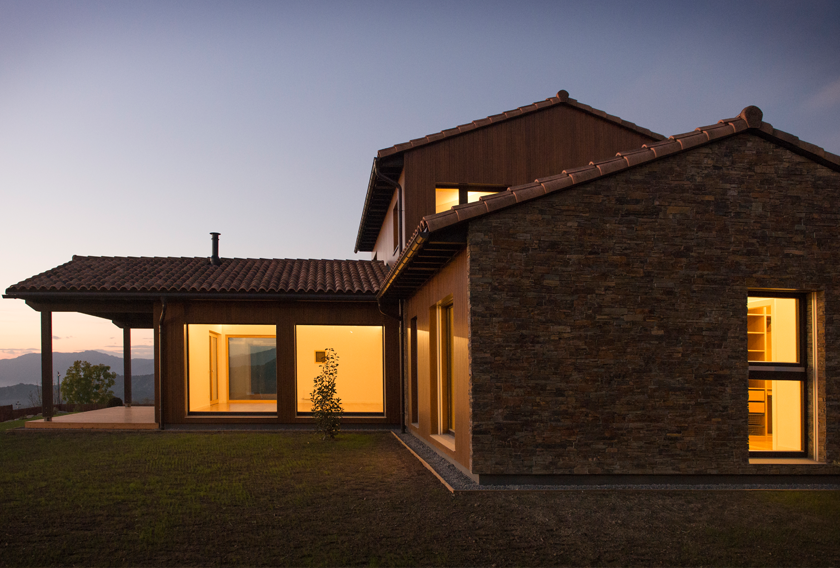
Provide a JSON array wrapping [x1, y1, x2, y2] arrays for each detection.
[[25, 406, 157, 429]]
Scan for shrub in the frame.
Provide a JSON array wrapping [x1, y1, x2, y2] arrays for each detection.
[[61, 361, 116, 405], [310, 348, 343, 440], [106, 397, 124, 408]]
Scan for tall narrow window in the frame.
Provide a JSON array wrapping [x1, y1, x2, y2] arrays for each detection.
[[410, 317, 418, 425], [209, 332, 219, 404], [439, 301, 455, 435], [747, 294, 807, 455], [392, 202, 399, 253]]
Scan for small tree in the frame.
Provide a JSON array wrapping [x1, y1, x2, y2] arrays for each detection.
[[61, 361, 116, 405], [310, 348, 343, 440]]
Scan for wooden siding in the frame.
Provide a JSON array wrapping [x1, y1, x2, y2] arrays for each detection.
[[156, 300, 400, 426], [402, 105, 660, 241], [404, 250, 470, 471]]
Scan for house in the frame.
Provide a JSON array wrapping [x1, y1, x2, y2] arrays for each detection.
[[6, 92, 839, 484]]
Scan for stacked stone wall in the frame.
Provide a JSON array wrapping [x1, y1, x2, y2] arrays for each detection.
[[468, 133, 840, 475]]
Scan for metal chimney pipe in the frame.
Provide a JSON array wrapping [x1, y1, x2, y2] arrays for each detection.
[[210, 232, 221, 266]]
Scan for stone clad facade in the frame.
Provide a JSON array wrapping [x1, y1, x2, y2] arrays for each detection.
[[468, 133, 839, 476]]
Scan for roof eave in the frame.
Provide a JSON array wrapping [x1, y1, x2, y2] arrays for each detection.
[[3, 290, 381, 303]]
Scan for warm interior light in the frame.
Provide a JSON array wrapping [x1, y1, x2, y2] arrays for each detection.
[[467, 191, 496, 203], [187, 324, 277, 413], [748, 379, 802, 452], [295, 325, 384, 414], [435, 188, 459, 213], [747, 297, 798, 363]]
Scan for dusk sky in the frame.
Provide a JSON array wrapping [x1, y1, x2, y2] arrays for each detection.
[[1, 0, 839, 360]]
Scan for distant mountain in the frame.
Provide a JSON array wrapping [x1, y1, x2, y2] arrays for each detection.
[[0, 351, 155, 388], [0, 374, 155, 408]]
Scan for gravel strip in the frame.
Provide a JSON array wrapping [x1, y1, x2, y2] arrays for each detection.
[[394, 430, 840, 492]]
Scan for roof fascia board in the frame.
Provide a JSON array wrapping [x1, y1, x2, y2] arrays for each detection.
[[354, 155, 403, 253]]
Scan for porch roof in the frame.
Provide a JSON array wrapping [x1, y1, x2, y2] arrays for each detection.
[[5, 256, 390, 328], [5, 256, 389, 296]]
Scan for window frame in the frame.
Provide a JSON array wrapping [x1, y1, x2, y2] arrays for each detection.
[[410, 316, 419, 425], [747, 291, 808, 458], [293, 323, 386, 418], [436, 297, 455, 438], [185, 325, 279, 416], [435, 183, 508, 213], [392, 202, 399, 255]]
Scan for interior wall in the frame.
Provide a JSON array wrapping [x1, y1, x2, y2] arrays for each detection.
[[372, 187, 401, 265], [295, 325, 384, 413]]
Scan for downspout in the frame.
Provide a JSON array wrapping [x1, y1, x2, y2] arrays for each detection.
[[377, 298, 405, 433], [399, 299, 405, 433], [373, 157, 406, 433], [157, 298, 167, 431]]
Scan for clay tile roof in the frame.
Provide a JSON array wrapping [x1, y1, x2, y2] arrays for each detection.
[[594, 156, 628, 176], [644, 139, 682, 158], [375, 90, 666, 159], [671, 131, 708, 150], [5, 257, 389, 297], [562, 164, 600, 184], [509, 182, 546, 202], [540, 173, 573, 194], [617, 147, 655, 167], [453, 201, 488, 222]]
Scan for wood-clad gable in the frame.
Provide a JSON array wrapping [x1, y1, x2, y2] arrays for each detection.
[[401, 104, 660, 245]]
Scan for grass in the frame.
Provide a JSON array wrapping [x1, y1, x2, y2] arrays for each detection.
[[1, 430, 839, 567]]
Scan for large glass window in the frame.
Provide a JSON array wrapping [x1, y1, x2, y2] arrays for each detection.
[[186, 325, 277, 414], [747, 295, 806, 454], [295, 325, 384, 415], [228, 337, 277, 400]]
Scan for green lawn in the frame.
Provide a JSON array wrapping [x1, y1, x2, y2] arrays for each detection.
[[1, 430, 838, 567]]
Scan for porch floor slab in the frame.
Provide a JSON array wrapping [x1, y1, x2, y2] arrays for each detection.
[[25, 406, 157, 430]]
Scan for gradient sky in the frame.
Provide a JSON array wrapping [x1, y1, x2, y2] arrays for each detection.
[[1, 0, 839, 360]]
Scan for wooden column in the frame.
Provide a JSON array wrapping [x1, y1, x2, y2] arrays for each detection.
[[41, 311, 53, 421], [123, 327, 132, 407]]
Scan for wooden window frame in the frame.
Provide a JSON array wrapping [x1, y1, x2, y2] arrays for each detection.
[[392, 202, 399, 255], [434, 297, 455, 438], [209, 331, 220, 404], [747, 291, 808, 458], [410, 317, 418, 425], [435, 183, 508, 208], [293, 324, 386, 418]]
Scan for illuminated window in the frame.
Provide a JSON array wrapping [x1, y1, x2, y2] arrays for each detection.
[[392, 202, 399, 253], [410, 317, 418, 425], [435, 185, 505, 214], [186, 325, 277, 414], [295, 325, 384, 415], [747, 295, 806, 454], [435, 300, 455, 436]]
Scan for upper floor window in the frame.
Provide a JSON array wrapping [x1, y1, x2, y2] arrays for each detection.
[[435, 184, 506, 214], [747, 294, 807, 455]]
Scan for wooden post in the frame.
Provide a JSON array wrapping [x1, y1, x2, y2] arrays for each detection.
[[123, 327, 132, 407], [41, 311, 53, 421]]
